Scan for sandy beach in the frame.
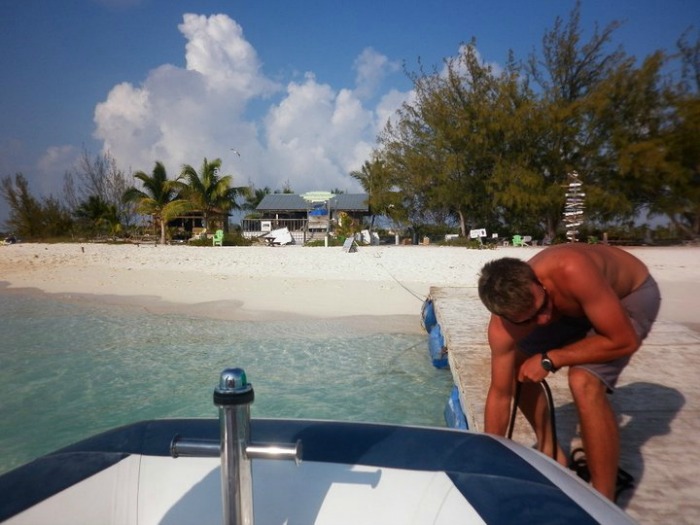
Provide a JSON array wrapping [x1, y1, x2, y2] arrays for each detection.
[[0, 242, 698, 333]]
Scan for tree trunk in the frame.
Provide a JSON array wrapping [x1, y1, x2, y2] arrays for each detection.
[[458, 210, 466, 237], [159, 218, 166, 245]]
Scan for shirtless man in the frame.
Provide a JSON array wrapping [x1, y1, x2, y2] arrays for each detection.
[[477, 244, 661, 500]]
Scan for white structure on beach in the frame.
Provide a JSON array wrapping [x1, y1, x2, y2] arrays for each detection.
[[563, 171, 585, 242]]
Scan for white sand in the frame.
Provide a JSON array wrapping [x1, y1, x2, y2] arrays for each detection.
[[1, 243, 698, 333]]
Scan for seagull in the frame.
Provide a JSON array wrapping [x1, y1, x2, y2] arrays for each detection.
[[230, 148, 241, 157]]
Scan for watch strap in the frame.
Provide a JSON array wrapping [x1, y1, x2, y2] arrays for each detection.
[[542, 352, 558, 372]]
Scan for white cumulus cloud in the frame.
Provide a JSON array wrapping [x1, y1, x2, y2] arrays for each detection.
[[179, 14, 280, 99], [353, 47, 401, 100], [92, 13, 410, 196]]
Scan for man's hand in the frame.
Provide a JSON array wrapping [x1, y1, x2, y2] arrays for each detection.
[[518, 354, 549, 383]]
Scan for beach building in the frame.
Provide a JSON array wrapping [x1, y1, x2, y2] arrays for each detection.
[[168, 208, 232, 238], [241, 192, 370, 244]]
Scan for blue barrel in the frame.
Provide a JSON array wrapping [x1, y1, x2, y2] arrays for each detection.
[[444, 384, 468, 429], [421, 297, 437, 334], [428, 324, 449, 369]]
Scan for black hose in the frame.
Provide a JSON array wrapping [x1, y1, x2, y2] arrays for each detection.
[[507, 380, 557, 460], [506, 381, 521, 440], [540, 379, 557, 459]]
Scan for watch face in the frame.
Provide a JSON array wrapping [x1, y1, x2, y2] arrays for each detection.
[[541, 357, 554, 371]]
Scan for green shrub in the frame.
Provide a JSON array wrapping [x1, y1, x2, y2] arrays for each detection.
[[187, 231, 252, 247], [224, 232, 253, 246], [305, 237, 346, 247], [439, 236, 496, 249]]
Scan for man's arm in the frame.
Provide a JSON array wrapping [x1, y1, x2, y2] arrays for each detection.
[[484, 315, 518, 435], [553, 258, 639, 366], [519, 255, 640, 383]]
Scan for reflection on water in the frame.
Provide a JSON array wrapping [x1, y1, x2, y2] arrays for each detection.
[[0, 291, 451, 474]]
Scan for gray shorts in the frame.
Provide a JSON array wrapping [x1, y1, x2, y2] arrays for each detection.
[[518, 275, 661, 391]]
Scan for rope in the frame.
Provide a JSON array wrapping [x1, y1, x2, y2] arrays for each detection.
[[370, 254, 428, 303]]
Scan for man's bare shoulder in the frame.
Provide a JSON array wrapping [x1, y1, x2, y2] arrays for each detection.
[[528, 245, 596, 277], [528, 243, 602, 263], [528, 244, 648, 294]]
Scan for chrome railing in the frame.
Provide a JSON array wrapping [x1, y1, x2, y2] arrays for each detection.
[[171, 368, 302, 525]]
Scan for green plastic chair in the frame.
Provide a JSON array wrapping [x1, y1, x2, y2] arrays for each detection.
[[212, 229, 224, 246], [512, 234, 524, 247]]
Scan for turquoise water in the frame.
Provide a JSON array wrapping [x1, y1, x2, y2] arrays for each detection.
[[0, 291, 452, 474]]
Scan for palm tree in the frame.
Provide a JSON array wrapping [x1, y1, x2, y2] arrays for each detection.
[[178, 157, 248, 231], [350, 155, 404, 230], [123, 162, 191, 244], [74, 195, 122, 237], [242, 185, 271, 215]]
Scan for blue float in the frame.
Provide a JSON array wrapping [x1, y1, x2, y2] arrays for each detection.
[[428, 323, 449, 369], [444, 384, 468, 430], [421, 297, 437, 333]]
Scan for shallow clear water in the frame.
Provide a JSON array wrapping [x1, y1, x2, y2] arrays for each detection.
[[0, 291, 452, 474]]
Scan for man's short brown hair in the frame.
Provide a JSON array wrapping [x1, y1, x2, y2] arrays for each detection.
[[478, 258, 538, 318]]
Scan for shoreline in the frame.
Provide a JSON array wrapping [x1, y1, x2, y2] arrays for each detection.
[[0, 282, 425, 335], [1, 243, 698, 332], [3, 281, 699, 336]]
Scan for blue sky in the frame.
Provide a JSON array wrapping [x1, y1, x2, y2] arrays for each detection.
[[1, 0, 697, 224]]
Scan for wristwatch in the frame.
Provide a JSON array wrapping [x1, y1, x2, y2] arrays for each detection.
[[541, 352, 558, 373]]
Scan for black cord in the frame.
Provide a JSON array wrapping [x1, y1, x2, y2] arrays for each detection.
[[506, 381, 521, 441], [507, 379, 557, 460], [540, 379, 558, 459], [509, 379, 635, 501]]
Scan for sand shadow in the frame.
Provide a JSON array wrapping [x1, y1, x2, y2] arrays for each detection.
[[554, 381, 685, 509]]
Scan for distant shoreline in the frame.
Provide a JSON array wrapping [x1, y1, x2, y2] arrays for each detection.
[[1, 243, 698, 330], [0, 282, 423, 335]]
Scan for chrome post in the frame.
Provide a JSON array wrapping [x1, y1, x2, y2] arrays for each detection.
[[170, 368, 302, 525], [214, 368, 255, 525]]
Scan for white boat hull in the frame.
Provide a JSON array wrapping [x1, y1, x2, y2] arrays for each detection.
[[0, 418, 636, 524]]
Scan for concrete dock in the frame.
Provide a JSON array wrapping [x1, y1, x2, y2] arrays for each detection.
[[431, 286, 700, 524]]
